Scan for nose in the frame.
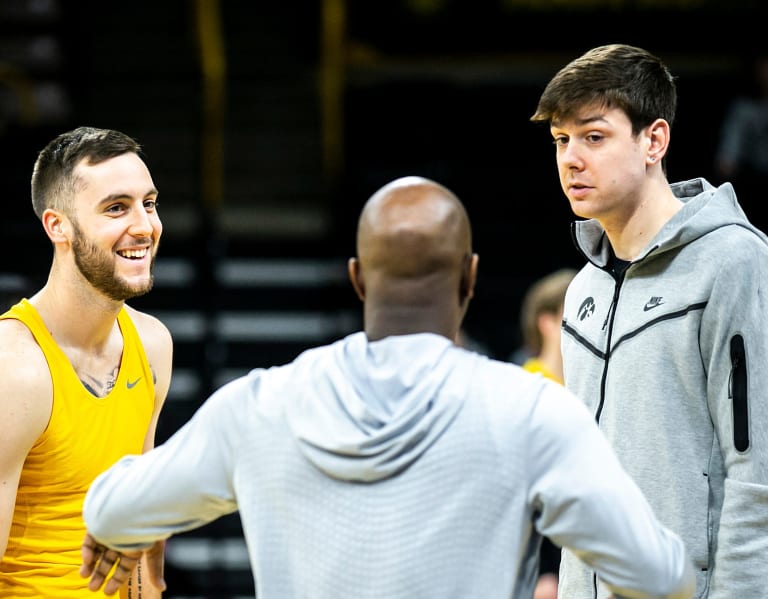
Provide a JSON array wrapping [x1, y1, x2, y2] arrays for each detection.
[[559, 141, 584, 170], [129, 204, 160, 238]]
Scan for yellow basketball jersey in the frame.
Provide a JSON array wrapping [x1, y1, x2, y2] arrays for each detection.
[[522, 357, 564, 386], [0, 299, 155, 597]]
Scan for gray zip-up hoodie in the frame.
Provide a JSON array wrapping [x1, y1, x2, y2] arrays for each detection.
[[84, 332, 694, 598], [559, 178, 768, 599]]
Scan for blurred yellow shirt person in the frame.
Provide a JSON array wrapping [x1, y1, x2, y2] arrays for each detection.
[[519, 268, 575, 386]]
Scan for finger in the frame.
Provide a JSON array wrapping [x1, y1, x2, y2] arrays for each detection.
[[80, 534, 102, 578], [86, 570, 104, 591], [103, 556, 139, 596], [87, 548, 122, 592]]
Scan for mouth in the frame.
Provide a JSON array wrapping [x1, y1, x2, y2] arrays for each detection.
[[117, 248, 150, 260], [567, 183, 592, 198]]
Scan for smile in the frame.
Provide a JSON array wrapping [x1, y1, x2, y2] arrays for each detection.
[[117, 248, 149, 259]]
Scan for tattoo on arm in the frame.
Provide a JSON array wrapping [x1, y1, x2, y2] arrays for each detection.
[[127, 559, 143, 599]]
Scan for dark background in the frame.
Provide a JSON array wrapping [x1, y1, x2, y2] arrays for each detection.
[[1, 1, 765, 596], [3, 1, 766, 356]]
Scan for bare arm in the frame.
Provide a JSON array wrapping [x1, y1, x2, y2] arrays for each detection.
[[0, 321, 53, 559], [131, 307, 173, 454]]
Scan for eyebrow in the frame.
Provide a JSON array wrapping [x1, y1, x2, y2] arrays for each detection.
[[552, 113, 609, 129], [97, 188, 159, 206]]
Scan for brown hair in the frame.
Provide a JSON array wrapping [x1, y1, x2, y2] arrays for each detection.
[[531, 44, 677, 136], [31, 126, 141, 219]]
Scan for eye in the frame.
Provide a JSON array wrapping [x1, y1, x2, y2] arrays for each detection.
[[105, 203, 127, 215], [143, 198, 159, 212], [586, 133, 604, 143], [552, 135, 568, 147]]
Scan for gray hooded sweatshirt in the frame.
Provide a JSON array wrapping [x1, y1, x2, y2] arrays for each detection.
[[85, 332, 694, 598], [559, 178, 768, 599]]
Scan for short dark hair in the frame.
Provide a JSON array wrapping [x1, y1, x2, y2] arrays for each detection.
[[31, 126, 141, 219], [530, 44, 677, 136]]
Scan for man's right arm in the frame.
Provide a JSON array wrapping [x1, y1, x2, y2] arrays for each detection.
[[528, 382, 695, 599], [0, 321, 53, 557]]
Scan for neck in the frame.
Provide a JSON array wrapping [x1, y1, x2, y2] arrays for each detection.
[[30, 269, 124, 349], [602, 182, 683, 260], [363, 304, 459, 343], [536, 343, 564, 383]]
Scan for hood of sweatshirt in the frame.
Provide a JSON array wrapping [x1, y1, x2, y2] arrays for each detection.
[[571, 177, 768, 267], [283, 332, 476, 483]]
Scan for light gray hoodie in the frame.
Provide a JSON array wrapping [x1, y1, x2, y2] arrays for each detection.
[[85, 332, 694, 598], [559, 178, 768, 598]]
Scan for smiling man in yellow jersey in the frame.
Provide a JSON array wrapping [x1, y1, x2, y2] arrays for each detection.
[[0, 127, 171, 597]]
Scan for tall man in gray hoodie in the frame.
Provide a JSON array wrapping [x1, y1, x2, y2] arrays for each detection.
[[80, 176, 694, 598], [531, 44, 768, 598]]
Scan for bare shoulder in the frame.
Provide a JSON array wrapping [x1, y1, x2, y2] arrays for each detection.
[[123, 306, 173, 396], [124, 305, 173, 353], [0, 318, 50, 378], [0, 319, 53, 439]]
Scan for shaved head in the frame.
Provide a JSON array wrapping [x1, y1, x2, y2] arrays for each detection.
[[349, 176, 478, 341]]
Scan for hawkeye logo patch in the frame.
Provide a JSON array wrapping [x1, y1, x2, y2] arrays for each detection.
[[578, 297, 596, 321]]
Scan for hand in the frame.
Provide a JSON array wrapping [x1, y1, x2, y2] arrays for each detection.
[[80, 533, 141, 595], [81, 533, 166, 596]]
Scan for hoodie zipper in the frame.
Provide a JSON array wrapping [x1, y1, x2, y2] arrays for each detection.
[[591, 266, 626, 598], [571, 226, 654, 598], [595, 268, 625, 423]]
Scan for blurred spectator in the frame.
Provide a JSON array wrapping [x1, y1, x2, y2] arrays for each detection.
[[715, 51, 768, 231], [518, 268, 577, 384]]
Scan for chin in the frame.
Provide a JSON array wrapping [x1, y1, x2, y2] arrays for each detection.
[[568, 201, 600, 221], [114, 277, 154, 301], [129, 281, 154, 298]]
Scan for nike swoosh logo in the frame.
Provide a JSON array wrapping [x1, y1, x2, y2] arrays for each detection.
[[644, 300, 664, 311], [127, 378, 142, 389]]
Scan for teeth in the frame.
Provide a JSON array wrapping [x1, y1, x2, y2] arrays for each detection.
[[118, 249, 148, 259]]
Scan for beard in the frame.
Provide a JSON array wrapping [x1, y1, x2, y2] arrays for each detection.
[[70, 219, 156, 302]]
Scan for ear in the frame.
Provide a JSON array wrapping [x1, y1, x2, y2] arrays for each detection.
[[348, 257, 365, 302], [41, 208, 70, 244], [646, 118, 670, 165], [460, 253, 479, 304]]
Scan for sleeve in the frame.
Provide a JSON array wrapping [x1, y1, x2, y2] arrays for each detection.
[[83, 375, 256, 550], [699, 237, 768, 596], [527, 382, 695, 599]]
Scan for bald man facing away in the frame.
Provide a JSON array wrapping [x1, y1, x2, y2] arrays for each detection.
[[81, 176, 694, 598]]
